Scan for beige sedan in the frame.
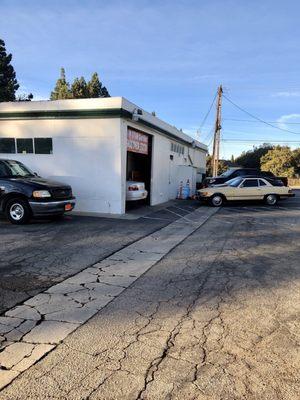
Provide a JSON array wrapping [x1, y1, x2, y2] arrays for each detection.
[[198, 177, 294, 207]]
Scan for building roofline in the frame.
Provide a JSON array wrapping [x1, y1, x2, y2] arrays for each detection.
[[0, 97, 207, 152]]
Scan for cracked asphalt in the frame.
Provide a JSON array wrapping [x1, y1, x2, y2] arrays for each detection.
[[0, 201, 199, 315], [1, 192, 300, 399]]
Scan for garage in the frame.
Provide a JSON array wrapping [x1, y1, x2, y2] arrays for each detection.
[[0, 97, 207, 215], [126, 127, 152, 208]]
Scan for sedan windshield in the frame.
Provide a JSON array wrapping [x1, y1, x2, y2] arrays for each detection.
[[0, 160, 35, 178], [226, 177, 243, 187]]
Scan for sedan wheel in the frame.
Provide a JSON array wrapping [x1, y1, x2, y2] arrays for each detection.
[[211, 194, 223, 207], [265, 194, 277, 206]]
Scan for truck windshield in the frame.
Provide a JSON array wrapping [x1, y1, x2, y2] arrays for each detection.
[[219, 169, 234, 178], [0, 160, 35, 178]]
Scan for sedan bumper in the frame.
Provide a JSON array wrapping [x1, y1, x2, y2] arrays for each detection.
[[29, 198, 76, 216], [126, 190, 148, 201]]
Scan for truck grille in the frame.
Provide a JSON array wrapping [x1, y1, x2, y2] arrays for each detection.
[[51, 188, 72, 200]]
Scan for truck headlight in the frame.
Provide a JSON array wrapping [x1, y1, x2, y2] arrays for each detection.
[[33, 190, 51, 198]]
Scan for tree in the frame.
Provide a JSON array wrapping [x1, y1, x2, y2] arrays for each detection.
[[101, 85, 110, 98], [87, 72, 110, 98], [260, 146, 297, 177], [87, 72, 101, 97], [0, 39, 19, 102], [50, 68, 71, 100], [71, 77, 89, 98], [16, 93, 33, 102], [235, 144, 274, 169], [206, 155, 228, 176]]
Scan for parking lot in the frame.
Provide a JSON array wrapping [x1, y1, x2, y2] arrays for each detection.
[[0, 200, 200, 315], [1, 191, 299, 399]]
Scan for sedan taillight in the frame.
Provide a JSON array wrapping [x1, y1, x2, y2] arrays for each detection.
[[128, 185, 139, 191]]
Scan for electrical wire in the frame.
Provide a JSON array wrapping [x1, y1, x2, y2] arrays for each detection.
[[202, 126, 215, 144], [222, 138, 300, 143], [199, 91, 218, 130], [223, 118, 300, 125], [222, 94, 300, 135]]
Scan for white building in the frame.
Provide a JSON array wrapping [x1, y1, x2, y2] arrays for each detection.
[[0, 97, 207, 215]]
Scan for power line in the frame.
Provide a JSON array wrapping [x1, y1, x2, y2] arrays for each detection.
[[222, 94, 300, 135], [223, 118, 300, 125], [199, 91, 218, 130], [222, 138, 300, 143], [202, 126, 215, 144]]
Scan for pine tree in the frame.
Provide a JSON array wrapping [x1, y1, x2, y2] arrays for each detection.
[[87, 72, 110, 98], [50, 68, 71, 100], [101, 85, 110, 98], [71, 77, 89, 98], [87, 72, 102, 97], [0, 39, 19, 102]]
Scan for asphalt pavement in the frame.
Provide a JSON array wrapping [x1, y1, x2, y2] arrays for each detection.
[[0, 200, 199, 315], [1, 192, 299, 399]]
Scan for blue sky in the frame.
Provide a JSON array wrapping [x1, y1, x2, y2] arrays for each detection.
[[1, 0, 300, 158]]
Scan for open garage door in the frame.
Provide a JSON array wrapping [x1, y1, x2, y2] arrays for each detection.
[[126, 127, 152, 209]]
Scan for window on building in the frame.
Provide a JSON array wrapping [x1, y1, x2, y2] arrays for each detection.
[[16, 138, 33, 154], [0, 138, 16, 154], [34, 138, 53, 154], [170, 142, 185, 155]]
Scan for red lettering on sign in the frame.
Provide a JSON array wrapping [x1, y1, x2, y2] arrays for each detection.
[[127, 128, 149, 155]]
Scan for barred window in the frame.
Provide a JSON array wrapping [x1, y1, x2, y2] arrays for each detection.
[[170, 142, 184, 155]]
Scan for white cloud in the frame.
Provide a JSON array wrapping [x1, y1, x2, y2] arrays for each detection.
[[277, 113, 300, 130], [273, 91, 300, 97]]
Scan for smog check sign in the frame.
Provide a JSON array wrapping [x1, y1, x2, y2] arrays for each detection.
[[127, 128, 149, 155]]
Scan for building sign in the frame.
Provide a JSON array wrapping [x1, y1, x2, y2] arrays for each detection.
[[127, 128, 148, 155]]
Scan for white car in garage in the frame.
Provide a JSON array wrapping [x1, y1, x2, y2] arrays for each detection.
[[126, 181, 148, 201]]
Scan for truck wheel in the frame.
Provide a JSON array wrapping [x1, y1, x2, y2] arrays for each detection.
[[264, 194, 278, 206], [5, 198, 31, 224], [210, 194, 224, 207]]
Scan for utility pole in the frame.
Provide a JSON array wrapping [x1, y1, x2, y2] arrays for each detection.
[[212, 85, 223, 176]]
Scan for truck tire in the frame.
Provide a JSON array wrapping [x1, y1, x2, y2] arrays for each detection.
[[5, 198, 31, 224]]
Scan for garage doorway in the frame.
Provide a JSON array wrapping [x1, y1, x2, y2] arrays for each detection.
[[126, 127, 152, 210]]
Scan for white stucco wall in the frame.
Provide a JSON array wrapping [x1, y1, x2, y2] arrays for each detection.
[[0, 118, 123, 214], [0, 97, 207, 214]]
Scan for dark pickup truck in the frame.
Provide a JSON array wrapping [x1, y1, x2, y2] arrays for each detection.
[[0, 159, 76, 224], [203, 168, 288, 187]]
